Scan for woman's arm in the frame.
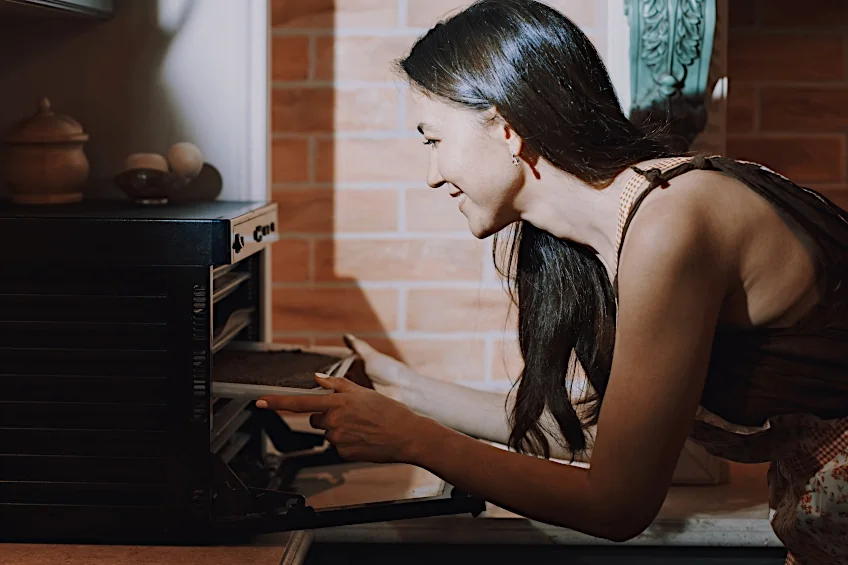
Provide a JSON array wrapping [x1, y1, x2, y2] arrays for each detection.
[[258, 193, 730, 540], [395, 376, 591, 462], [402, 201, 730, 540], [347, 336, 591, 461], [398, 378, 512, 441]]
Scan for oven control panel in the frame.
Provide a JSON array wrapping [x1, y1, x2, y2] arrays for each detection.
[[230, 207, 279, 263]]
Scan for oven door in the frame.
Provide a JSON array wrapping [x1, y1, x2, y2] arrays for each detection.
[[210, 342, 486, 536], [269, 416, 485, 531]]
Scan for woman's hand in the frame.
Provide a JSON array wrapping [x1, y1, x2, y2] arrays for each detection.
[[343, 334, 423, 404], [255, 373, 430, 464]]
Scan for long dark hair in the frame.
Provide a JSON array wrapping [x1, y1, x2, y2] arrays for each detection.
[[397, 0, 675, 459]]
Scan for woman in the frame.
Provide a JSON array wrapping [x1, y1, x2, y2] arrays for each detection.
[[256, 1, 848, 562]]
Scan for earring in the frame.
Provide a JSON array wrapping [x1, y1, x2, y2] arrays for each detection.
[[511, 154, 520, 166]]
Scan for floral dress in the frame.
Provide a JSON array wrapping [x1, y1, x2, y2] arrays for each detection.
[[616, 155, 848, 565]]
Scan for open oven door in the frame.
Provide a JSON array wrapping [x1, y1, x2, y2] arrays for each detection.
[[209, 408, 486, 537], [208, 345, 487, 538]]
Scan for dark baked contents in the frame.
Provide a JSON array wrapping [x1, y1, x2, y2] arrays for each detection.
[[213, 349, 342, 389]]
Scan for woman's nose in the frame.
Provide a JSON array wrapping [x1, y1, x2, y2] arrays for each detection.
[[426, 156, 445, 189]]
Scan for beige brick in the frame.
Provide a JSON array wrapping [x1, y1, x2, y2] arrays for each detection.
[[334, 188, 400, 232], [336, 88, 399, 131], [406, 0, 595, 29], [272, 288, 398, 332], [272, 87, 398, 133], [314, 36, 414, 82], [405, 0, 470, 27], [274, 188, 332, 233], [271, 36, 310, 81], [404, 188, 469, 232], [272, 188, 399, 233], [272, 0, 397, 29], [404, 88, 420, 133], [271, 239, 310, 282], [406, 288, 516, 332], [315, 137, 428, 183], [272, 88, 333, 133], [491, 338, 523, 383], [314, 238, 484, 281], [271, 138, 310, 183], [314, 336, 487, 381]]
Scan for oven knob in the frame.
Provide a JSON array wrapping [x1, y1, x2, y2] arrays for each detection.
[[233, 234, 244, 253], [270, 222, 276, 232], [253, 226, 263, 242]]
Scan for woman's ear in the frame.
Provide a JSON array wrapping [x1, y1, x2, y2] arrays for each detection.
[[504, 124, 524, 163], [489, 109, 524, 162]]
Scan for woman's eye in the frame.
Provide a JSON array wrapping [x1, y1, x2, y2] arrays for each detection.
[[422, 139, 439, 146]]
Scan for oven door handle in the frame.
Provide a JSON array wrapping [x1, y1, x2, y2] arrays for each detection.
[[211, 483, 485, 537], [269, 483, 485, 532]]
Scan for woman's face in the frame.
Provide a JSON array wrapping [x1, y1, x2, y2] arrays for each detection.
[[410, 91, 524, 239]]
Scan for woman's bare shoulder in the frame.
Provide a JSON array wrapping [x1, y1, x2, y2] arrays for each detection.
[[628, 168, 754, 250], [619, 168, 746, 286]]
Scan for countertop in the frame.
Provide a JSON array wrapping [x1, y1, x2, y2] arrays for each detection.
[[280, 409, 782, 549], [303, 460, 782, 548], [0, 531, 314, 565]]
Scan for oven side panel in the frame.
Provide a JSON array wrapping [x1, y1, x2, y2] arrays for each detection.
[[0, 263, 212, 543]]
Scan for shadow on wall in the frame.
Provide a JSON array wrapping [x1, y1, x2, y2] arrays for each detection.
[[269, 0, 404, 361], [0, 0, 221, 201]]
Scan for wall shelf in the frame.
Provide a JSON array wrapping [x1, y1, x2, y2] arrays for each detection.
[[0, 0, 113, 19]]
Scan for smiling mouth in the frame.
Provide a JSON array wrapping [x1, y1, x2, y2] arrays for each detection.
[[447, 186, 466, 208]]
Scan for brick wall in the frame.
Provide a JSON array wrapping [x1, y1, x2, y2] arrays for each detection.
[[269, 0, 848, 389], [269, 0, 602, 389], [727, 0, 848, 210]]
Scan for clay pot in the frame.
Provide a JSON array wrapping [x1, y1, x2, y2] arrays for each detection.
[[2, 97, 89, 204]]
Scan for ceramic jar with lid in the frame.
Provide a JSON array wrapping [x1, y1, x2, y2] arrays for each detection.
[[2, 97, 90, 204]]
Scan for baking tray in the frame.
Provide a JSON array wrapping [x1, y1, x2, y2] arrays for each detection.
[[211, 342, 357, 399]]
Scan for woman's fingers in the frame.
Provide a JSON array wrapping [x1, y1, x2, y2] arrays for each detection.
[[255, 394, 334, 412], [309, 411, 329, 430]]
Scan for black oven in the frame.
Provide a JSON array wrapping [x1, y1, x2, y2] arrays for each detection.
[[0, 200, 484, 544]]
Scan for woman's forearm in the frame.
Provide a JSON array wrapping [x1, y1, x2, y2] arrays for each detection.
[[403, 418, 652, 542], [399, 376, 591, 462], [400, 377, 511, 442]]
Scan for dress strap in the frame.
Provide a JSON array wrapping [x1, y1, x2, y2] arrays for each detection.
[[615, 156, 696, 253], [613, 155, 718, 294]]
